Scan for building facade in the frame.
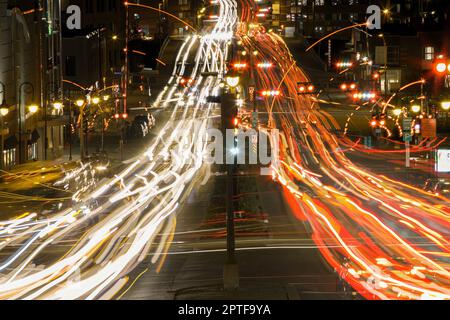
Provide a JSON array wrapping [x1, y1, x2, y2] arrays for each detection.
[[0, 0, 65, 168]]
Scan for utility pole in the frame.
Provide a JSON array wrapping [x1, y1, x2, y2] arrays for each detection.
[[406, 141, 411, 168]]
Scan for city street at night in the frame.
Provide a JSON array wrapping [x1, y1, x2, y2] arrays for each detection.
[[0, 0, 450, 309]]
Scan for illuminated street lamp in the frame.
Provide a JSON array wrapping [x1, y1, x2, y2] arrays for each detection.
[[441, 101, 450, 110], [18, 82, 36, 164], [28, 104, 39, 114], [76, 99, 85, 107], [91, 96, 100, 105], [393, 109, 402, 117], [53, 102, 63, 111], [0, 102, 8, 169], [411, 105, 421, 113], [0, 105, 9, 117]]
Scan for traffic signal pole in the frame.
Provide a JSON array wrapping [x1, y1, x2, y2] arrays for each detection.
[[221, 91, 239, 291]]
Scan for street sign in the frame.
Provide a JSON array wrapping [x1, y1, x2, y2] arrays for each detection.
[[421, 119, 437, 138], [436, 149, 450, 172], [402, 117, 413, 142], [249, 86, 255, 102], [402, 117, 412, 131], [403, 132, 412, 143]]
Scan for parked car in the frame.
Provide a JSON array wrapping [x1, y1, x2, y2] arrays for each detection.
[[128, 113, 155, 138]]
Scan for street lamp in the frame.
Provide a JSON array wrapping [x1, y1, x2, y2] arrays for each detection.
[[53, 102, 63, 111], [441, 101, 450, 110], [0, 106, 8, 117], [0, 82, 7, 169], [92, 96, 100, 105], [28, 104, 39, 114], [393, 108, 402, 117], [43, 81, 62, 160], [18, 82, 36, 164], [76, 99, 85, 107], [0, 103, 8, 170]]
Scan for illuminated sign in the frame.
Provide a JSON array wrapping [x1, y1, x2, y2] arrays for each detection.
[[436, 149, 450, 172]]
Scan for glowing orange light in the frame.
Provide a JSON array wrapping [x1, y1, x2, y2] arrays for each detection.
[[436, 62, 447, 73]]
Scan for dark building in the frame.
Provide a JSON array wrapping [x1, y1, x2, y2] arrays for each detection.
[[61, 0, 204, 92], [266, 0, 449, 97], [61, 0, 126, 89]]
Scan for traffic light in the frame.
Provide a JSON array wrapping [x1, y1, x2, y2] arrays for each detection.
[[434, 57, 450, 75], [297, 82, 318, 95]]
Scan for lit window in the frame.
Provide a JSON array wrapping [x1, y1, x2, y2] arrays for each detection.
[[424, 46, 434, 61], [3, 148, 16, 169], [27, 143, 38, 161]]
